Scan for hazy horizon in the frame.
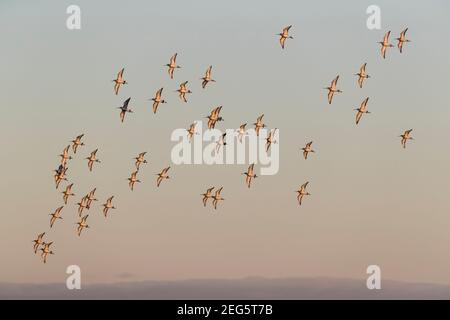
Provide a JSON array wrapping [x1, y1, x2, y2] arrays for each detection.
[[1, 0, 450, 291]]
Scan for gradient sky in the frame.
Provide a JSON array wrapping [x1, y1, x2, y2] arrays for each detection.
[[1, 0, 450, 285]]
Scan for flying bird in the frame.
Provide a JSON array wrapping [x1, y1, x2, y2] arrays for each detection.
[[40, 242, 54, 264], [32, 232, 45, 254], [278, 25, 293, 49], [325, 76, 342, 104], [128, 170, 141, 191], [176, 81, 192, 103], [201, 65, 216, 89], [71, 134, 85, 154], [85, 188, 98, 209], [156, 167, 170, 187], [49, 206, 63, 228], [201, 187, 215, 207], [296, 182, 310, 206], [212, 187, 225, 210], [254, 114, 266, 136], [118, 97, 133, 123], [76, 215, 90, 236], [242, 164, 257, 188], [134, 152, 148, 170], [355, 63, 370, 88], [77, 196, 88, 217], [237, 123, 247, 143], [102, 196, 116, 217], [150, 88, 166, 114], [112, 68, 127, 95], [206, 106, 224, 129], [265, 128, 277, 152], [59, 145, 72, 167], [62, 183, 75, 204], [400, 129, 414, 149], [86, 149, 100, 172], [166, 53, 181, 79], [216, 133, 227, 153], [379, 31, 394, 59], [54, 165, 68, 189], [301, 141, 315, 160], [396, 28, 411, 53], [186, 122, 198, 142], [355, 97, 370, 125]]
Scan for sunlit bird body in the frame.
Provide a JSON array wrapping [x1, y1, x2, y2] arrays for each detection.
[[151, 88, 166, 114], [40, 242, 54, 264], [355, 97, 370, 125], [212, 187, 225, 210], [32, 232, 45, 254], [49, 206, 63, 228], [201, 65, 215, 89], [206, 106, 224, 129], [76, 215, 90, 236], [71, 134, 85, 154], [396, 28, 411, 53], [77, 196, 88, 217], [242, 164, 257, 188], [379, 31, 394, 59], [176, 81, 192, 103], [59, 145, 72, 167], [134, 152, 148, 170], [128, 170, 141, 191], [62, 183, 75, 204], [86, 149, 100, 172], [355, 63, 370, 88], [325, 76, 342, 104], [102, 196, 116, 217], [237, 123, 247, 143], [296, 182, 310, 206], [186, 122, 198, 142], [86, 188, 98, 209], [278, 25, 293, 49], [254, 114, 266, 136], [265, 128, 277, 152], [112, 68, 127, 95], [400, 129, 414, 149], [166, 53, 180, 79], [54, 164, 68, 189], [302, 141, 315, 160], [156, 167, 170, 187], [201, 187, 215, 207]]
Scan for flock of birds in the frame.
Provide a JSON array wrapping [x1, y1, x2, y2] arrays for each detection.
[[32, 26, 413, 264]]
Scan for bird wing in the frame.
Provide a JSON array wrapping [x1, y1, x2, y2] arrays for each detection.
[[114, 82, 120, 95], [327, 90, 334, 104], [156, 176, 163, 187], [117, 68, 124, 80], [152, 101, 159, 114], [381, 45, 387, 59], [358, 76, 364, 88], [279, 36, 286, 49], [123, 97, 131, 109], [384, 31, 391, 43], [360, 63, 366, 74], [170, 53, 177, 64], [356, 111, 363, 124]]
